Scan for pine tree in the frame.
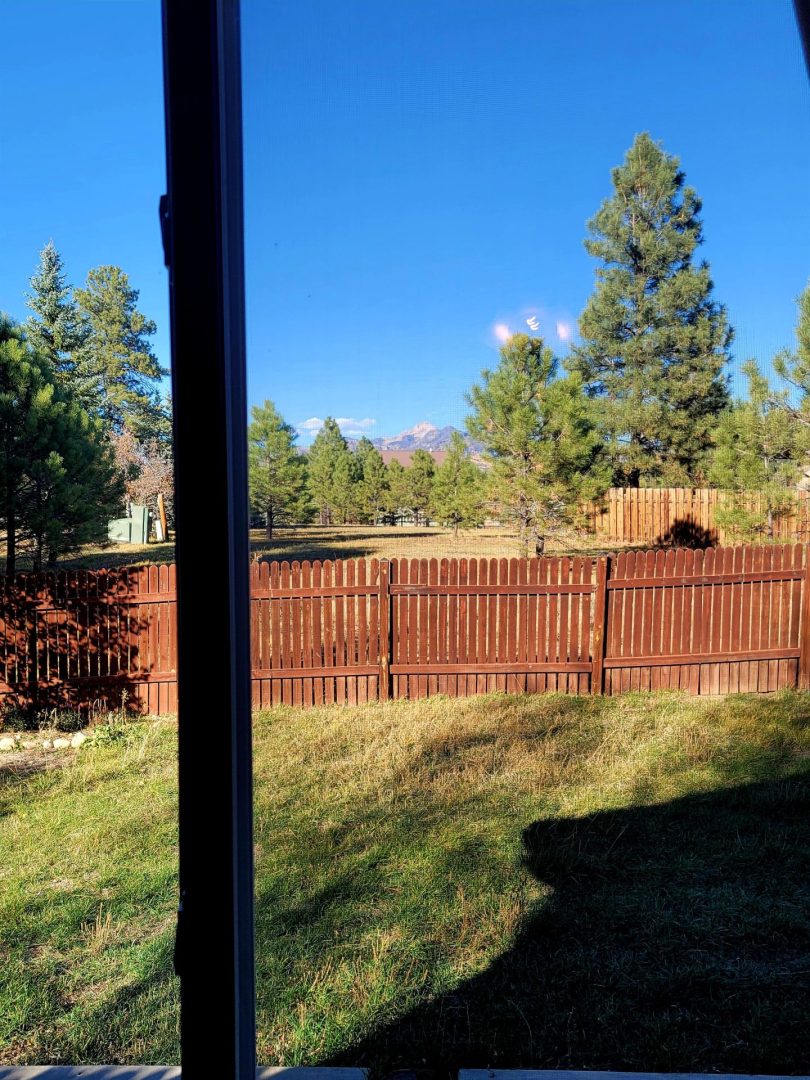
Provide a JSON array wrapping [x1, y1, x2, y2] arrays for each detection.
[[384, 459, 409, 524], [771, 282, 810, 430], [332, 452, 361, 524], [0, 318, 122, 573], [709, 361, 802, 540], [571, 133, 732, 485], [25, 241, 93, 403], [430, 432, 487, 535], [27, 397, 123, 568], [0, 318, 42, 574], [404, 449, 436, 526], [248, 400, 310, 538], [467, 333, 610, 556], [353, 437, 388, 524], [74, 265, 168, 439], [306, 418, 353, 525], [708, 286, 810, 540]]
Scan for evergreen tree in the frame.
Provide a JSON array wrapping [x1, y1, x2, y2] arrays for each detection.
[[25, 241, 92, 403], [74, 265, 168, 439], [709, 362, 802, 540], [248, 400, 310, 538], [404, 449, 436, 526], [332, 451, 361, 524], [571, 133, 732, 485], [27, 396, 123, 569], [353, 437, 388, 523], [307, 418, 352, 525], [467, 333, 610, 556], [0, 318, 122, 573], [430, 432, 487, 535], [384, 459, 409, 524], [771, 282, 810, 430]]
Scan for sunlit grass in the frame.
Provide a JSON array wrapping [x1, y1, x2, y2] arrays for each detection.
[[1, 690, 808, 1071], [8, 523, 613, 571]]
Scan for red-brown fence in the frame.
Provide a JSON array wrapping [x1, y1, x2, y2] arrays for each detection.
[[601, 545, 807, 695], [585, 488, 810, 546], [1, 546, 808, 713], [0, 565, 177, 715]]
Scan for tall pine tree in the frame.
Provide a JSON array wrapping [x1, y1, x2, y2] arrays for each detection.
[[25, 241, 93, 404], [468, 333, 609, 555], [248, 400, 310, 538], [74, 265, 168, 439], [571, 133, 732, 485]]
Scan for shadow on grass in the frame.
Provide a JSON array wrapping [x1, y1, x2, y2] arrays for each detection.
[[254, 544, 379, 565], [330, 769, 810, 1077], [251, 529, 448, 565]]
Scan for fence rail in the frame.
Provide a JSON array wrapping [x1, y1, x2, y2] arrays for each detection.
[[0, 545, 807, 713], [585, 488, 810, 546]]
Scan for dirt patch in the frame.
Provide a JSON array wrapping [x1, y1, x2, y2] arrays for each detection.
[[0, 748, 74, 779]]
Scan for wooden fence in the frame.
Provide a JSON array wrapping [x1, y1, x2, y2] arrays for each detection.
[[586, 488, 810, 546], [0, 565, 178, 716], [1, 545, 809, 713]]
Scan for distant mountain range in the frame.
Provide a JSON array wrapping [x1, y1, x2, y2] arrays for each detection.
[[366, 422, 482, 453]]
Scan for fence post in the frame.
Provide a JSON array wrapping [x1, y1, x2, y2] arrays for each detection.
[[799, 546, 810, 690], [378, 560, 391, 701], [591, 555, 609, 695]]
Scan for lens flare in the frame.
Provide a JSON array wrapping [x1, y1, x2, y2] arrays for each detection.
[[556, 321, 573, 342], [493, 323, 512, 343]]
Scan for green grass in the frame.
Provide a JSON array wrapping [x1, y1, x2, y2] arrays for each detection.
[[1, 691, 809, 1073]]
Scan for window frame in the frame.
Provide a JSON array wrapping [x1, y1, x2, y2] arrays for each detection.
[[161, 3, 255, 1079]]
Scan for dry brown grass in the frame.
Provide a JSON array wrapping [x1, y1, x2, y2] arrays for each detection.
[[13, 524, 611, 572]]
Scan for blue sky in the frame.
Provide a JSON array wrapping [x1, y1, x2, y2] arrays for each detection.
[[1, 0, 808, 443]]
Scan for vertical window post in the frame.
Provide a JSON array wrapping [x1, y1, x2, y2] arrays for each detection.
[[161, 3, 255, 1078]]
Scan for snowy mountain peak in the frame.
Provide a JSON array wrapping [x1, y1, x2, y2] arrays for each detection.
[[371, 422, 472, 451]]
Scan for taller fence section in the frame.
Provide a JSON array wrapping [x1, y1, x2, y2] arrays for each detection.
[[586, 488, 810, 546], [1, 545, 809, 713]]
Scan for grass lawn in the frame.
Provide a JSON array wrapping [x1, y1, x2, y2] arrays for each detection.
[[1, 690, 809, 1073], [9, 524, 611, 572]]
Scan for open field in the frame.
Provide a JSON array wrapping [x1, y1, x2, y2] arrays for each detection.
[[1, 690, 809, 1073], [3, 525, 609, 572]]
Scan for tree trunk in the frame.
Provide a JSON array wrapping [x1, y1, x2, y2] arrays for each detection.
[[517, 498, 531, 559], [265, 507, 273, 540]]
